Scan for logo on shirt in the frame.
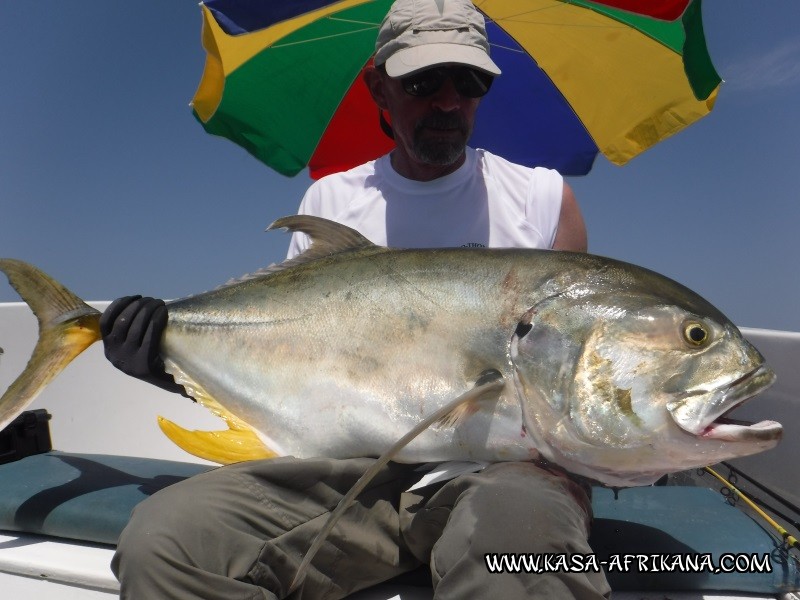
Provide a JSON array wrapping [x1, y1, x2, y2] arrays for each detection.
[[462, 243, 486, 248]]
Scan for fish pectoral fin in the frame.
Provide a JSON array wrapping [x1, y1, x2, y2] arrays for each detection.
[[435, 402, 479, 429], [435, 369, 505, 429], [157, 416, 278, 465]]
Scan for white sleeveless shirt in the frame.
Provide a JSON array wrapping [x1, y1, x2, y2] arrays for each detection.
[[287, 147, 563, 258]]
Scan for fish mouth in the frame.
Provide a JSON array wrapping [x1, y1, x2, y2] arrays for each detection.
[[669, 365, 782, 443], [700, 417, 782, 442]]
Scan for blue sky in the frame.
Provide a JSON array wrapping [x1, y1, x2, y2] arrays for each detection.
[[1, 1, 799, 332]]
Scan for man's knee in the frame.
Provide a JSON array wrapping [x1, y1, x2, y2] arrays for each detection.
[[420, 462, 594, 560], [460, 463, 589, 528], [425, 463, 609, 599], [112, 474, 274, 598], [112, 488, 189, 579]]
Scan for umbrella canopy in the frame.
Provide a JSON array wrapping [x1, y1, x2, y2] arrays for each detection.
[[192, 0, 721, 179]]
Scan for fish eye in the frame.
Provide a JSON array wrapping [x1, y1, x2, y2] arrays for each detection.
[[683, 322, 709, 347]]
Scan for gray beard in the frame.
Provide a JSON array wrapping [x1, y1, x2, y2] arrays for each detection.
[[412, 113, 470, 166], [413, 138, 466, 165]]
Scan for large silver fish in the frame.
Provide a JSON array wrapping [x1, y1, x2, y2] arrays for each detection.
[[0, 216, 782, 487]]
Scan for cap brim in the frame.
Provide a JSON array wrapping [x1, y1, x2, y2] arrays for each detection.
[[384, 44, 502, 78]]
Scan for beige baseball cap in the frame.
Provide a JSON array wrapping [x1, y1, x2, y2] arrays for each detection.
[[374, 0, 502, 78]]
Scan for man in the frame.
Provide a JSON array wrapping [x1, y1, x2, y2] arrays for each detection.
[[103, 1, 610, 598]]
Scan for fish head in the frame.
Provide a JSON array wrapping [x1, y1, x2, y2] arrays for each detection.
[[510, 285, 781, 487]]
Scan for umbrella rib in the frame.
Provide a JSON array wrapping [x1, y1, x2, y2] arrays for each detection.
[[480, 1, 629, 29], [271, 25, 379, 50], [488, 14, 630, 30], [326, 16, 381, 26], [477, 1, 571, 22], [488, 42, 526, 54]]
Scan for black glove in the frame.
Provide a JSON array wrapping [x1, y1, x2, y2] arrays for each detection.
[[100, 296, 189, 396]]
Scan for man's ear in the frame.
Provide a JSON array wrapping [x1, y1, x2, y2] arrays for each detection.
[[363, 65, 389, 109]]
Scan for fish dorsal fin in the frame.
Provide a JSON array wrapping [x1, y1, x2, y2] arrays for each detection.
[[266, 215, 378, 269], [215, 216, 381, 289]]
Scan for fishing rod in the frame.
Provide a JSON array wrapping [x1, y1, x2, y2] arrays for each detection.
[[704, 466, 799, 554], [717, 482, 800, 539], [720, 461, 800, 521]]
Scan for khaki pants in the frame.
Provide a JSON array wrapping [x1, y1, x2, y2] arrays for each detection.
[[112, 458, 610, 599]]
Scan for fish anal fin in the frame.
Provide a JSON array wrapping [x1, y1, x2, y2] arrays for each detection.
[[158, 416, 278, 465], [160, 359, 280, 463]]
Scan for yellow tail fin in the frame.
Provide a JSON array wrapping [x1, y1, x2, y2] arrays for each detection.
[[0, 259, 101, 431]]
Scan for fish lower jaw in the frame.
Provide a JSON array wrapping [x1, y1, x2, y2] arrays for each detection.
[[672, 412, 783, 443], [699, 418, 782, 442]]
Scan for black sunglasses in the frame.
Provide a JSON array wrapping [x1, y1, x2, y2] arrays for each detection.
[[401, 67, 494, 98]]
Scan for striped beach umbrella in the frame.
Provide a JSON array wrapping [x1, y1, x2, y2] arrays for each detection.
[[192, 0, 721, 179]]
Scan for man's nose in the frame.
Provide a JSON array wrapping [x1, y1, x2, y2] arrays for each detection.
[[429, 77, 462, 112]]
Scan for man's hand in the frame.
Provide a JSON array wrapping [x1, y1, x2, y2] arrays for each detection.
[[100, 296, 188, 396]]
